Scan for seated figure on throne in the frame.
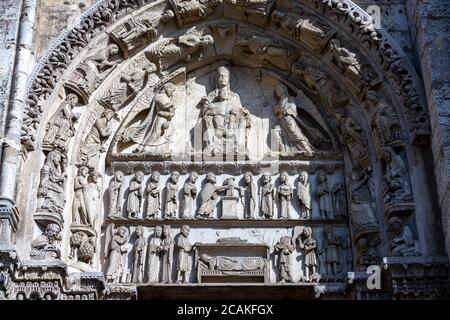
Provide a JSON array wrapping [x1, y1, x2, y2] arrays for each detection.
[[198, 66, 251, 156]]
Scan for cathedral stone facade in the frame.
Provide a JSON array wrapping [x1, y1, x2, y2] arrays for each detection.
[[0, 0, 449, 300]]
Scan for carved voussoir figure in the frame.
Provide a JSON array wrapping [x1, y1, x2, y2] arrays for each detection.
[[147, 32, 214, 70], [349, 167, 379, 238], [366, 91, 401, 148], [168, 0, 222, 26], [85, 44, 120, 80], [83, 171, 101, 228], [127, 171, 145, 218], [72, 166, 89, 225], [108, 170, 124, 218], [79, 109, 114, 168], [99, 63, 157, 110], [31, 223, 62, 260], [105, 224, 130, 283], [381, 147, 413, 206], [43, 94, 78, 153], [109, 14, 157, 54], [388, 217, 419, 257], [336, 113, 369, 168], [145, 171, 161, 219], [274, 236, 294, 283], [37, 150, 67, 219]]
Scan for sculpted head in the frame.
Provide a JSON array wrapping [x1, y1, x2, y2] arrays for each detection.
[[201, 35, 214, 46], [163, 225, 171, 238], [170, 171, 180, 183], [115, 170, 124, 182], [262, 172, 271, 184], [325, 225, 333, 238], [217, 66, 230, 89], [154, 225, 163, 238], [89, 171, 101, 184], [274, 84, 288, 100], [206, 172, 216, 184], [388, 216, 403, 234], [45, 223, 61, 242], [79, 166, 89, 177], [381, 146, 395, 163], [103, 109, 114, 121], [108, 44, 119, 55], [244, 172, 253, 184], [136, 225, 144, 237], [66, 93, 79, 107], [181, 225, 190, 237], [151, 170, 160, 182], [135, 171, 144, 183], [117, 226, 128, 238], [188, 171, 198, 183], [302, 227, 312, 237], [280, 171, 288, 183], [49, 151, 62, 167], [163, 82, 177, 97], [357, 238, 368, 255], [317, 171, 327, 183], [299, 171, 307, 184]]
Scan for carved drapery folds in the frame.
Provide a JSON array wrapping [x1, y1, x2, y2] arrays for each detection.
[[13, 0, 445, 300]]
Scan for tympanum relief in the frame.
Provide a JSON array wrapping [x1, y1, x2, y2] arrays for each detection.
[[17, 0, 438, 300]]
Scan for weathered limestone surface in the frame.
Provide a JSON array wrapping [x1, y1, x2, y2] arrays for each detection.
[[0, 0, 21, 136], [0, 0, 449, 300], [408, 0, 450, 261], [33, 0, 95, 59]]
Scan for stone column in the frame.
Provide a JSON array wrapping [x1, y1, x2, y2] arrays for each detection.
[[0, 0, 37, 244]]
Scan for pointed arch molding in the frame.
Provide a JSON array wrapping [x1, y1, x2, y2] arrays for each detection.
[[22, 0, 429, 153]]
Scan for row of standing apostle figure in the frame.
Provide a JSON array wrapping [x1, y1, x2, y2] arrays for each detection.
[[105, 224, 194, 284], [107, 169, 346, 220]]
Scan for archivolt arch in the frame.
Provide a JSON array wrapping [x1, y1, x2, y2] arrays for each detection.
[[13, 0, 447, 298]]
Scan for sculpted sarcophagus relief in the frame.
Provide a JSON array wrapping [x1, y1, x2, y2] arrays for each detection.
[[196, 239, 269, 283]]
